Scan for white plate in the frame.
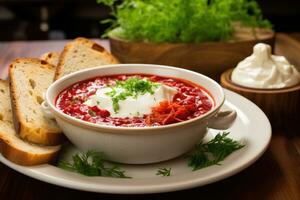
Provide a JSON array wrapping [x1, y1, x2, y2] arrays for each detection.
[[0, 89, 271, 194]]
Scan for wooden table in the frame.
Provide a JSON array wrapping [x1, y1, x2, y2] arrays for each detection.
[[0, 34, 300, 200]]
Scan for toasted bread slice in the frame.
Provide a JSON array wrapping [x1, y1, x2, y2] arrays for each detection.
[[54, 37, 119, 80], [40, 52, 60, 67], [9, 58, 63, 145], [0, 80, 60, 165]]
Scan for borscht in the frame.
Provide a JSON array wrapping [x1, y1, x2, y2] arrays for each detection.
[[56, 74, 214, 127]]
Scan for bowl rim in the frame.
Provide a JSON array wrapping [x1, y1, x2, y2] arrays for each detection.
[[45, 64, 225, 132]]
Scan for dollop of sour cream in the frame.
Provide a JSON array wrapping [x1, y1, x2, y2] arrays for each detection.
[[231, 43, 300, 89], [84, 84, 177, 118]]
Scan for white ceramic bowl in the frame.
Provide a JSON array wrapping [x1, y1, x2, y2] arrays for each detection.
[[43, 64, 236, 164]]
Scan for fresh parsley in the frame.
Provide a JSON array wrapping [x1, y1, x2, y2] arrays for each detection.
[[97, 0, 272, 43], [188, 132, 244, 170], [106, 77, 159, 113], [156, 168, 171, 177], [58, 150, 130, 178]]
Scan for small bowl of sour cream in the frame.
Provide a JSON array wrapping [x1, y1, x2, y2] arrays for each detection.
[[221, 43, 300, 128]]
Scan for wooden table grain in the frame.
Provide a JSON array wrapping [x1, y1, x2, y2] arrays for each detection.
[[0, 35, 300, 200]]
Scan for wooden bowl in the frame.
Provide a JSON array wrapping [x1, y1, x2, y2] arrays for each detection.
[[221, 69, 300, 129], [109, 29, 275, 81]]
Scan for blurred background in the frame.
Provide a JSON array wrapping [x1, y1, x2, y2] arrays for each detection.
[[0, 0, 299, 41]]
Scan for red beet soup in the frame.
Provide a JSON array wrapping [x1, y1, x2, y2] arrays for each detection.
[[56, 74, 214, 127]]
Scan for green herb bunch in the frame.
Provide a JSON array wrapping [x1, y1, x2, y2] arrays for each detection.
[[97, 0, 272, 43], [58, 150, 129, 178]]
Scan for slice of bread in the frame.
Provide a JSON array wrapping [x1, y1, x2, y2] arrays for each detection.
[[54, 37, 119, 80], [0, 80, 60, 165], [9, 58, 63, 145], [40, 52, 60, 67]]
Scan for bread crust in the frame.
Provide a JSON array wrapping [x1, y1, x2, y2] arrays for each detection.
[[40, 52, 60, 67], [9, 58, 64, 146], [0, 137, 60, 165], [54, 37, 119, 80], [0, 79, 61, 166], [54, 42, 72, 80]]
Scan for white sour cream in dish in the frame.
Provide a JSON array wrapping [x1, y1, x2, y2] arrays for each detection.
[[84, 84, 177, 118], [231, 43, 300, 89]]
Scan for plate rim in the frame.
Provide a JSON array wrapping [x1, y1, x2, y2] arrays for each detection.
[[0, 89, 272, 194]]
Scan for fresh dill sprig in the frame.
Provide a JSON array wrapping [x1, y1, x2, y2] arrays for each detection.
[[106, 77, 159, 113], [188, 132, 244, 170], [58, 150, 130, 178], [156, 168, 171, 177]]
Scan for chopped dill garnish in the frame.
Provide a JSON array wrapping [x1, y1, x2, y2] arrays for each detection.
[[188, 132, 244, 170], [106, 77, 159, 113], [58, 150, 130, 178], [156, 168, 171, 177], [105, 87, 117, 97]]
